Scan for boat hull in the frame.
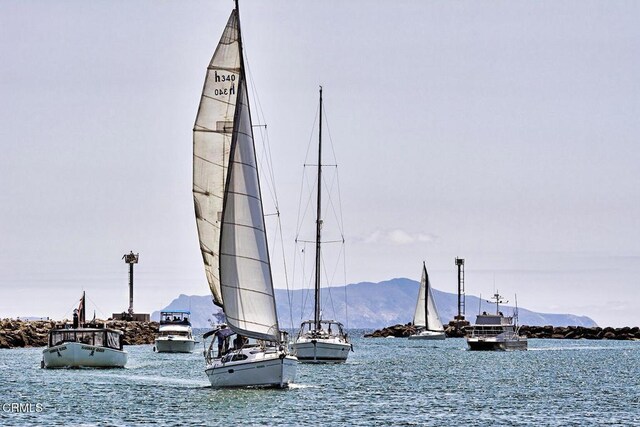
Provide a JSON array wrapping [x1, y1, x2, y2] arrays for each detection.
[[467, 337, 528, 351], [292, 339, 351, 363], [154, 337, 196, 353], [42, 342, 127, 368], [205, 352, 297, 388], [408, 330, 446, 340]]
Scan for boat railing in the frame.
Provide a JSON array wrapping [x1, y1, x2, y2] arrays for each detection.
[[469, 325, 510, 338]]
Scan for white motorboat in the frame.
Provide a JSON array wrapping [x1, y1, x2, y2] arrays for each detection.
[[193, 0, 296, 388], [42, 293, 127, 368], [291, 87, 352, 363], [154, 310, 196, 353], [408, 262, 446, 340], [466, 292, 528, 351]]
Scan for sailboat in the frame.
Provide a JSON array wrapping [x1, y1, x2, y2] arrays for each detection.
[[291, 87, 352, 363], [408, 262, 446, 340], [193, 1, 296, 388]]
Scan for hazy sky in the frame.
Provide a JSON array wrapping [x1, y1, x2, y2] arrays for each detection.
[[1, 1, 638, 327]]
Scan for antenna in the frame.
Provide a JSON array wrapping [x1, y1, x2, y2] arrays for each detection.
[[487, 291, 508, 315]]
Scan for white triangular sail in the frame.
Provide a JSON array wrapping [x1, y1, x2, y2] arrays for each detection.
[[193, 9, 279, 342], [413, 263, 444, 332]]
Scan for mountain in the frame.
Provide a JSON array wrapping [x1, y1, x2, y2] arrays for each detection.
[[153, 278, 597, 329]]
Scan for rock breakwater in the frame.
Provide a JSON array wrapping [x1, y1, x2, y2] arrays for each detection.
[[0, 319, 159, 348], [364, 323, 640, 340]]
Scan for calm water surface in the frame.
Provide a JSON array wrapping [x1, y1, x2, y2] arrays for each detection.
[[1, 333, 638, 426]]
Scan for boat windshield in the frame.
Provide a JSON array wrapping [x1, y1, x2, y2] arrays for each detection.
[[297, 320, 345, 338], [49, 329, 123, 350], [160, 311, 191, 325]]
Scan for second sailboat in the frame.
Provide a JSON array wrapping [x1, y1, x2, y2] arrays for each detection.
[[291, 87, 352, 363]]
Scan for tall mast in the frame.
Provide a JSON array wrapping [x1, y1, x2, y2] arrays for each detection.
[[314, 86, 323, 330], [423, 262, 429, 331]]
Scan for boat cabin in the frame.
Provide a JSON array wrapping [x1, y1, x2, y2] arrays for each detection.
[[48, 327, 124, 351], [297, 320, 346, 338], [469, 314, 517, 338], [160, 310, 191, 325]]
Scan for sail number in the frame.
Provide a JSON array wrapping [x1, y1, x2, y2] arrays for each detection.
[[214, 71, 237, 96]]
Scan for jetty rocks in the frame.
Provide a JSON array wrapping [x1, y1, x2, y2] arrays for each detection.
[[0, 319, 160, 349], [364, 323, 640, 340]]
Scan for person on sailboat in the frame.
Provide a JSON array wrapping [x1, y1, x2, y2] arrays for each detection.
[[215, 324, 233, 358]]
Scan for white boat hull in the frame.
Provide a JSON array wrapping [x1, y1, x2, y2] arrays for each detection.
[[205, 350, 297, 388], [42, 342, 127, 368], [292, 339, 351, 363], [154, 337, 196, 353], [467, 337, 528, 351], [408, 330, 446, 340]]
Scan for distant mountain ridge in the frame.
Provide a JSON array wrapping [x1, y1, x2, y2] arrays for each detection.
[[153, 278, 597, 329]]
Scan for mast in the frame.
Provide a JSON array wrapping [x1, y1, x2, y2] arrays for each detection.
[[423, 262, 429, 331], [314, 86, 323, 330], [490, 291, 507, 315], [80, 291, 86, 325]]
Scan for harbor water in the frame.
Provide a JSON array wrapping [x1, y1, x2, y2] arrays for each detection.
[[1, 332, 638, 426]]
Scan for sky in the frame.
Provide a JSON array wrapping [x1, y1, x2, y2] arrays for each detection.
[[1, 1, 638, 327]]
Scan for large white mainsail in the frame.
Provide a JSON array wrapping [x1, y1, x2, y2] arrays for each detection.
[[413, 262, 444, 332], [193, 9, 279, 342]]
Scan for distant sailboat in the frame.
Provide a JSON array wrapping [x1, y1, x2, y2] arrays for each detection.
[[193, 1, 296, 388], [291, 87, 352, 363], [408, 262, 446, 340]]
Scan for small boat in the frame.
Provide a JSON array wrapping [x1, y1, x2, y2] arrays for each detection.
[[42, 292, 127, 368], [293, 320, 351, 363], [291, 87, 352, 363], [154, 310, 196, 353], [193, 0, 296, 388], [466, 292, 528, 351], [408, 262, 446, 340]]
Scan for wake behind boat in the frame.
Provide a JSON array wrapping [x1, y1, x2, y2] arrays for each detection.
[[408, 262, 445, 340], [42, 292, 127, 368], [466, 292, 528, 351], [193, 0, 296, 388], [154, 310, 196, 353]]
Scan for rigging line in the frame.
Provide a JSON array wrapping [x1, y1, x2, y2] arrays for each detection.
[[293, 97, 320, 238], [85, 295, 109, 320], [244, 47, 280, 211], [303, 102, 320, 167], [275, 215, 294, 332], [342, 231, 349, 329], [290, 235, 300, 329], [292, 164, 308, 241], [320, 102, 340, 169], [294, 167, 317, 239], [335, 168, 347, 238], [320, 250, 338, 322], [321, 167, 344, 237]]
